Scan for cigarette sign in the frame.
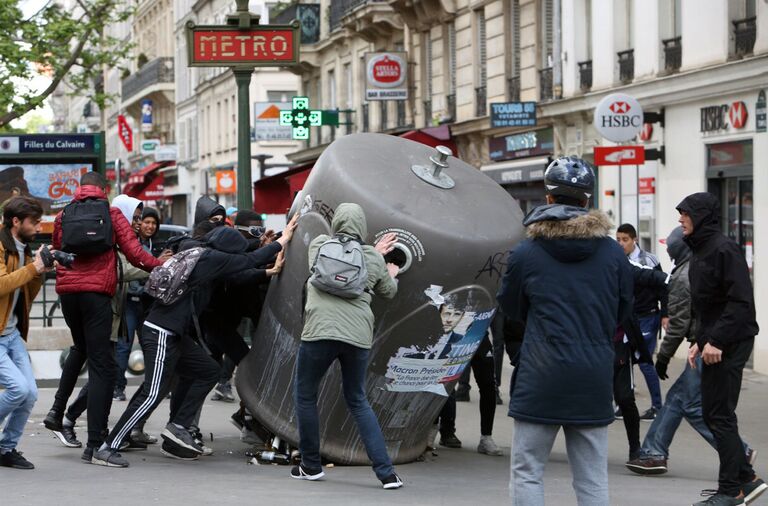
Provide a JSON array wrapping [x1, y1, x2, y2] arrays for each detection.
[[186, 22, 300, 67]]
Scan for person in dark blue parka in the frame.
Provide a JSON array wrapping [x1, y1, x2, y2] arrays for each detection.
[[497, 156, 633, 506]]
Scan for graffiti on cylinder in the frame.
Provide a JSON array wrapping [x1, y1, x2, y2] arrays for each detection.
[[383, 285, 495, 396]]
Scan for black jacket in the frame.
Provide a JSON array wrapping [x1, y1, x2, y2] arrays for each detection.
[[676, 192, 758, 350], [497, 204, 633, 426], [629, 248, 668, 317], [144, 228, 282, 337]]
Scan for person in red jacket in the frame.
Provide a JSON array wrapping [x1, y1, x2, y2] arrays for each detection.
[[43, 171, 165, 460]]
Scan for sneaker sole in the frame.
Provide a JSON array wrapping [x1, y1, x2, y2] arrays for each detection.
[[625, 463, 668, 475], [161, 429, 203, 454], [50, 430, 82, 448], [745, 482, 768, 504], [160, 448, 199, 461], [291, 470, 325, 481], [91, 457, 129, 468], [478, 448, 503, 456], [383, 480, 403, 490]]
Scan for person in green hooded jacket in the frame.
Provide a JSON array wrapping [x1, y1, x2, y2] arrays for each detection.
[[292, 203, 403, 490]]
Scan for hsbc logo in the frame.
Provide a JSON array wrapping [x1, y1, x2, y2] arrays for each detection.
[[609, 102, 631, 114], [700, 101, 749, 132]]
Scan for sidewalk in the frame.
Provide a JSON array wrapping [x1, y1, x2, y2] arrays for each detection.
[[2, 358, 767, 505]]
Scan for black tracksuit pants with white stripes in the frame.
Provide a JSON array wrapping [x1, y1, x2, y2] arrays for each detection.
[[106, 323, 220, 450]]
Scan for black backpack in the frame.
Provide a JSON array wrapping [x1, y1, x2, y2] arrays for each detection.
[[60, 198, 114, 254]]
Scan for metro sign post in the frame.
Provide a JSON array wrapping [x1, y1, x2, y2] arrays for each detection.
[[186, 0, 300, 209]]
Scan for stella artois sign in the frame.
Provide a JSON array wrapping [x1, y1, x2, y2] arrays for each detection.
[[186, 21, 300, 67], [365, 52, 408, 101]]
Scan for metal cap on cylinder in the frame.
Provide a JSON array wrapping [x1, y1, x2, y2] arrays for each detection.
[[411, 145, 455, 189]]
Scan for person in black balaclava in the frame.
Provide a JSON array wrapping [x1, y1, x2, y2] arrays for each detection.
[[193, 196, 226, 227], [676, 193, 764, 506]]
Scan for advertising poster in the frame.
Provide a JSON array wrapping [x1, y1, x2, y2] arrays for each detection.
[[254, 102, 294, 141], [0, 163, 92, 216], [384, 285, 495, 396], [365, 52, 408, 101]]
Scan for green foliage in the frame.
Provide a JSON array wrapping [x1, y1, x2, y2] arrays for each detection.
[[0, 0, 134, 127]]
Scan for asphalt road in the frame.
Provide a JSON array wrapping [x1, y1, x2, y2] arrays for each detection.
[[2, 358, 767, 506]]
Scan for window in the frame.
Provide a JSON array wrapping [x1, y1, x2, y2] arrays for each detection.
[[267, 90, 294, 102], [223, 98, 229, 148], [423, 31, 433, 126], [507, 0, 521, 100], [328, 69, 337, 109], [475, 9, 487, 116], [541, 0, 553, 67], [344, 63, 353, 108], [447, 23, 456, 95]]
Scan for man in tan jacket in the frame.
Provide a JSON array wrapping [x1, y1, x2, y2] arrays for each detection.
[[0, 196, 49, 469]]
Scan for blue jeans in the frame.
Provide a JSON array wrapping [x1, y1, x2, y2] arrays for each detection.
[[641, 355, 749, 458], [0, 329, 38, 452], [115, 297, 143, 391], [294, 340, 394, 480], [636, 314, 662, 409]]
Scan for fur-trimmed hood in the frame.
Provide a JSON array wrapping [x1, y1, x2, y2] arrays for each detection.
[[523, 204, 613, 263]]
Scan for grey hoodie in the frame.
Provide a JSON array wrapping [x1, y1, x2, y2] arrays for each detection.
[[301, 203, 398, 349], [657, 226, 694, 362]]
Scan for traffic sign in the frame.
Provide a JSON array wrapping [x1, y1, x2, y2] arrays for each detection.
[[186, 22, 300, 67], [594, 93, 643, 142], [118, 115, 133, 152], [594, 146, 645, 165]]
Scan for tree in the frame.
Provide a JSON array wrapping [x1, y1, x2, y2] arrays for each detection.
[[0, 0, 133, 128]]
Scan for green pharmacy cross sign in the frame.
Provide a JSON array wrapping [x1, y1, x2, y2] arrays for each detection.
[[279, 97, 340, 140]]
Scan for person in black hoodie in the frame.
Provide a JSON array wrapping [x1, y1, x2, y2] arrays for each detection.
[[677, 192, 765, 506], [95, 217, 297, 468], [194, 196, 226, 226]]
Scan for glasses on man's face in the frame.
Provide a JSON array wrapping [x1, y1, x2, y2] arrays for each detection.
[[236, 225, 265, 238]]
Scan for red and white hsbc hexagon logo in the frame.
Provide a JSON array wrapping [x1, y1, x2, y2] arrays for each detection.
[[729, 101, 748, 129], [594, 93, 644, 142]]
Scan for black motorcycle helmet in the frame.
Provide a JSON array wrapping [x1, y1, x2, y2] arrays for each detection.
[[544, 156, 596, 204]]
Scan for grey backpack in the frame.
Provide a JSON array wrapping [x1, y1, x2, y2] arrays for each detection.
[[144, 247, 204, 305], [309, 235, 368, 298]]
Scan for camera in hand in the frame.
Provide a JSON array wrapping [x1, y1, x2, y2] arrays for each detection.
[[41, 247, 76, 268]]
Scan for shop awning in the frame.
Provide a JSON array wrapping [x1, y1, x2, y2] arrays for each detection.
[[400, 125, 457, 154], [135, 172, 168, 201], [253, 163, 313, 215], [480, 156, 551, 185], [122, 161, 173, 197]]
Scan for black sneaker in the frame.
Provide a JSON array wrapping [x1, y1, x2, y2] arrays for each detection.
[[290, 463, 325, 481], [51, 424, 82, 448], [43, 409, 63, 432], [230, 410, 245, 431], [0, 449, 34, 469], [640, 407, 658, 421], [742, 476, 767, 504], [91, 448, 129, 468], [691, 491, 746, 505], [495, 390, 503, 405], [160, 440, 200, 461], [454, 386, 470, 402], [162, 423, 203, 454], [439, 433, 462, 448], [81, 446, 94, 463], [113, 388, 127, 401], [123, 436, 148, 451], [381, 473, 403, 490]]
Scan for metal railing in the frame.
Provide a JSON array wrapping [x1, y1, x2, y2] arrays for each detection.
[[446, 93, 456, 121], [29, 275, 65, 328], [475, 86, 487, 117], [507, 76, 520, 102], [663, 37, 682, 73], [539, 68, 553, 101], [733, 17, 756, 57], [578, 60, 592, 91], [122, 57, 174, 102], [361, 103, 369, 132], [618, 49, 634, 83], [329, 0, 385, 31], [423, 100, 432, 127]]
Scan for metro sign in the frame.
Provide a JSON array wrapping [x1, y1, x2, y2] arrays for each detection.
[[594, 146, 645, 166], [186, 21, 300, 67]]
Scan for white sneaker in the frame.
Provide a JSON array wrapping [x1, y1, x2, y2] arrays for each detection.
[[477, 436, 503, 456]]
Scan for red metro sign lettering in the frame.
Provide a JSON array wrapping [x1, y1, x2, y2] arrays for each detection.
[[700, 101, 749, 132], [186, 23, 300, 67]]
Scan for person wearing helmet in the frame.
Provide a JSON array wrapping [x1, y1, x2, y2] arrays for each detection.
[[497, 156, 633, 506]]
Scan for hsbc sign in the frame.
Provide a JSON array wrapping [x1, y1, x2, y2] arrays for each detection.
[[700, 101, 749, 133], [594, 93, 644, 142]]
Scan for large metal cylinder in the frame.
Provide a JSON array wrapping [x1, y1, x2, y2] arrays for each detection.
[[236, 133, 525, 464]]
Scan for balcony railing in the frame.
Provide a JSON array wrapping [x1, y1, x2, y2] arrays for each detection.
[[475, 86, 487, 117], [507, 76, 520, 102], [379, 101, 388, 131], [662, 37, 682, 73], [618, 49, 634, 84], [329, 0, 386, 32], [446, 93, 456, 121], [539, 68, 553, 101], [362, 103, 369, 132], [423, 100, 432, 127], [396, 100, 406, 127], [578, 60, 592, 92], [733, 17, 756, 57], [122, 57, 174, 102]]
